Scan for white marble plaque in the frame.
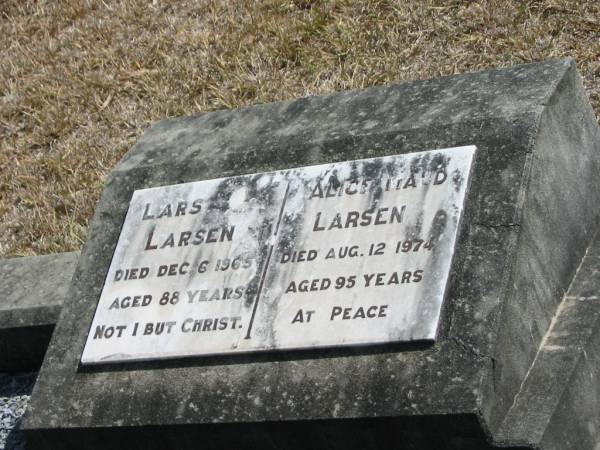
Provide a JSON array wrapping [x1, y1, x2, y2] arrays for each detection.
[[81, 146, 476, 364]]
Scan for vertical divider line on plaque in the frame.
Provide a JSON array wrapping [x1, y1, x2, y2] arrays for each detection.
[[244, 182, 291, 340]]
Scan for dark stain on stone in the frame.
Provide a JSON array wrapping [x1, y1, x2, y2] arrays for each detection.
[[452, 169, 464, 193], [429, 210, 449, 243]]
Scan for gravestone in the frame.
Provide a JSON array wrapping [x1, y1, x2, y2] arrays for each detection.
[[22, 59, 600, 449]]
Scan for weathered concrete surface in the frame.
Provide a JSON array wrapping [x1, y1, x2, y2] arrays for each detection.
[[495, 230, 600, 449], [23, 59, 600, 449], [486, 60, 600, 434], [0, 252, 78, 372]]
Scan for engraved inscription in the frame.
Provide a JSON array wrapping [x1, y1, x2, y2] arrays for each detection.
[[81, 146, 476, 364]]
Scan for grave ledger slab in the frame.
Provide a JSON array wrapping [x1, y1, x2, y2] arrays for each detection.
[[0, 252, 78, 372], [23, 59, 600, 449]]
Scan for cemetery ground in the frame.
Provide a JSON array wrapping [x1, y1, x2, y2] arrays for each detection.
[[1, 0, 600, 258]]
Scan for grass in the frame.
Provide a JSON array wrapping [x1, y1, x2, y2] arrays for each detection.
[[1, 0, 599, 256]]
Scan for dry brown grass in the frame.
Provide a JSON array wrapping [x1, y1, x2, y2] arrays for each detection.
[[1, 0, 599, 256]]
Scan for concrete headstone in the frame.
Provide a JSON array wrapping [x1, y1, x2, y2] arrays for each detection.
[[22, 59, 600, 450]]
